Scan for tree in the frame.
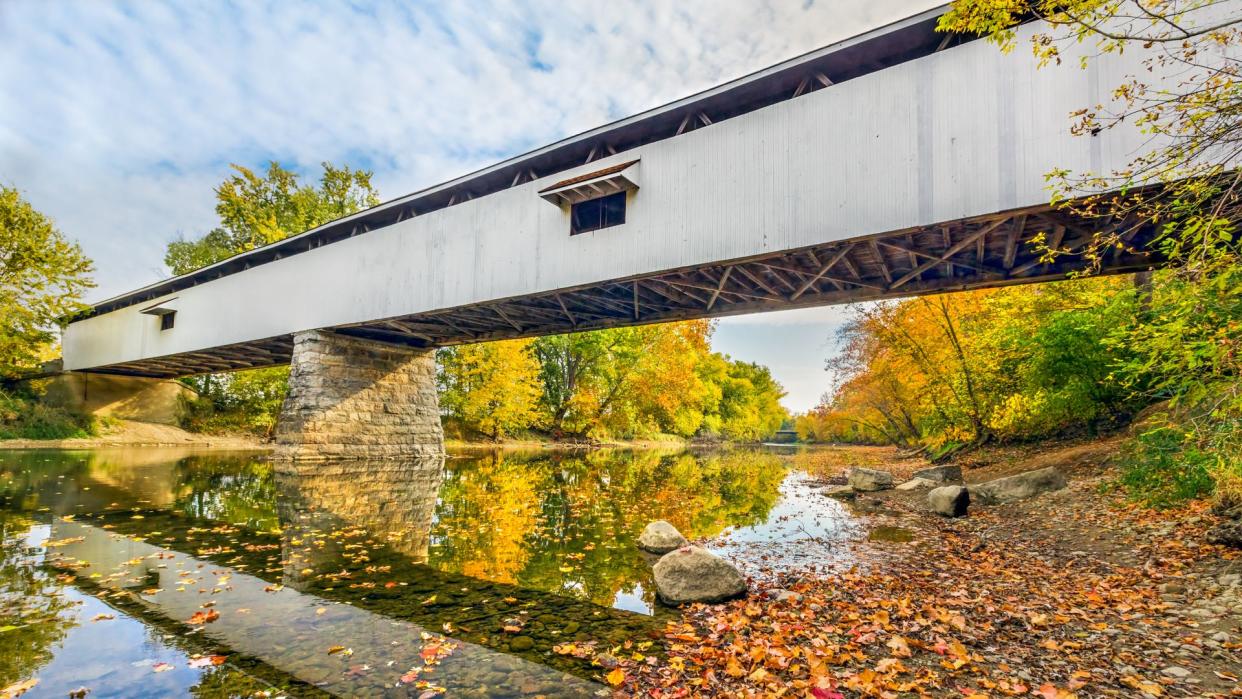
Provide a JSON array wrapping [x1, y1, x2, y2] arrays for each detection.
[[940, 0, 1242, 498], [0, 186, 94, 378], [165, 161, 379, 275], [437, 339, 544, 440]]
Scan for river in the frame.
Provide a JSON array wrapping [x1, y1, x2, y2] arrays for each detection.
[[0, 445, 876, 697]]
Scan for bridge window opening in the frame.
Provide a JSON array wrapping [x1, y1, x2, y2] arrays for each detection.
[[570, 192, 626, 235], [160, 311, 176, 331]]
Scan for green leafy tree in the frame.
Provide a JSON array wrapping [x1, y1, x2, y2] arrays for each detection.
[[0, 186, 94, 377], [165, 161, 379, 275], [940, 0, 1242, 501]]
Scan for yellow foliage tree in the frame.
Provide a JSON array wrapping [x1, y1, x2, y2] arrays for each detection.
[[436, 339, 543, 440]]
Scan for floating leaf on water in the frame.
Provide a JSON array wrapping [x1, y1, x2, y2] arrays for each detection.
[[186, 610, 219, 625]]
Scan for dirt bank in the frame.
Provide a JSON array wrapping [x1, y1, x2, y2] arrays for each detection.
[[0, 419, 268, 450]]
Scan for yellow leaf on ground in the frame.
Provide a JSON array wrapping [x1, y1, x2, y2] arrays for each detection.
[[605, 668, 625, 687]]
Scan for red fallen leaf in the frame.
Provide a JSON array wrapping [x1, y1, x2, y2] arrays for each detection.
[[811, 686, 845, 699], [400, 668, 422, 684], [186, 609, 219, 625]]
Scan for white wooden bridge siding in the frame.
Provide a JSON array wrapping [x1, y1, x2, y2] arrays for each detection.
[[63, 17, 1146, 372]]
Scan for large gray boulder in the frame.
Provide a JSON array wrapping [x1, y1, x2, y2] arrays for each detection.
[[913, 464, 963, 483], [971, 467, 1067, 504], [652, 546, 747, 605], [928, 485, 970, 517], [848, 467, 894, 492], [637, 520, 689, 554]]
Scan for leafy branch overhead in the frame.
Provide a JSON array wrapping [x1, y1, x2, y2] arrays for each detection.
[[939, 0, 1242, 270]]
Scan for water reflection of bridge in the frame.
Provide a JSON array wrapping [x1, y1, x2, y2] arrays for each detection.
[[39, 453, 669, 695], [49, 518, 610, 697]]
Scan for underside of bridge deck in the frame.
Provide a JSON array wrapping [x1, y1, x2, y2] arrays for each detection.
[[84, 202, 1157, 379]]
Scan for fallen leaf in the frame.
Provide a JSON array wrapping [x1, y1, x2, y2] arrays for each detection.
[[605, 668, 626, 687]]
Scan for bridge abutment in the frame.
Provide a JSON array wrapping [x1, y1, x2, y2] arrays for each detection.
[[273, 330, 444, 462]]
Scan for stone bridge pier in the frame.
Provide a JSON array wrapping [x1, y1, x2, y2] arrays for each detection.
[[273, 330, 444, 463]]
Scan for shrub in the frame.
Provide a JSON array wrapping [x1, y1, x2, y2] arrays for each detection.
[[1118, 425, 1216, 508], [0, 389, 95, 440]]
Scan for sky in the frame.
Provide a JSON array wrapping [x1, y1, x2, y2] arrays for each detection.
[[0, 0, 939, 413]]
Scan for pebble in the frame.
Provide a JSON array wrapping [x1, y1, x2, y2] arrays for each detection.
[[1162, 666, 1191, 678], [1212, 631, 1231, 642], [508, 636, 535, 652]]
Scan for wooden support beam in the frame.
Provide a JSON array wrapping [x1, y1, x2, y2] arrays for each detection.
[[554, 293, 577, 327], [790, 244, 854, 300], [891, 217, 1009, 289], [651, 278, 708, 305], [734, 265, 779, 296], [869, 240, 893, 284], [1003, 214, 1026, 269], [759, 264, 799, 293], [706, 267, 733, 310], [491, 305, 523, 332], [877, 238, 1005, 276]]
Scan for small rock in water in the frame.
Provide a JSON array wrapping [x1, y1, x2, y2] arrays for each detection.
[[653, 546, 747, 605], [509, 636, 535, 651], [848, 467, 894, 492], [823, 485, 857, 500], [928, 486, 970, 517], [896, 477, 937, 491], [1220, 573, 1241, 587], [637, 520, 689, 554], [912, 464, 962, 483]]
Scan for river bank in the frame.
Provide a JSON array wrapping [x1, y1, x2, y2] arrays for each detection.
[[617, 436, 1242, 697], [0, 419, 267, 450], [0, 420, 728, 452]]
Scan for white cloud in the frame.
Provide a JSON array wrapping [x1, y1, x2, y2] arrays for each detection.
[[0, 0, 939, 300]]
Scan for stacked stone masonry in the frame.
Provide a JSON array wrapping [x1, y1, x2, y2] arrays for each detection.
[[273, 330, 445, 462]]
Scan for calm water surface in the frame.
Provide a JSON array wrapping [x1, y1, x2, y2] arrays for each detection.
[[0, 446, 863, 698]]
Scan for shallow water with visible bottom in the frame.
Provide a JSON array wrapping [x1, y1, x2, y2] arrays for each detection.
[[0, 446, 865, 697]]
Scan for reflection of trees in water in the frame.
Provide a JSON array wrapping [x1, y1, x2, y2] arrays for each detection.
[[0, 450, 278, 528], [0, 512, 77, 687], [170, 455, 280, 531], [429, 449, 785, 608]]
